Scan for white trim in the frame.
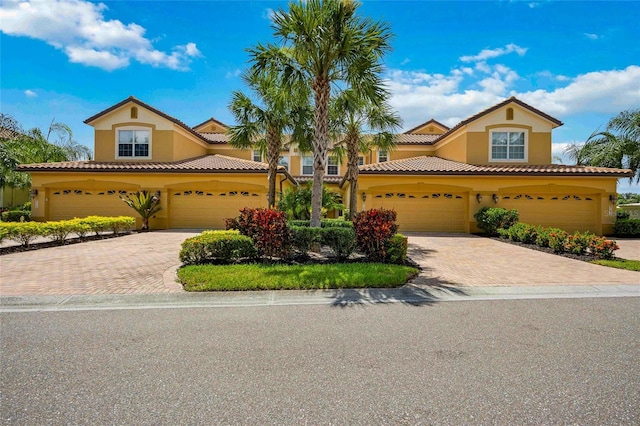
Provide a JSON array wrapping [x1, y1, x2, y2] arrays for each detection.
[[377, 150, 388, 163], [115, 126, 152, 160], [301, 155, 313, 175], [327, 156, 339, 176], [488, 128, 528, 162]]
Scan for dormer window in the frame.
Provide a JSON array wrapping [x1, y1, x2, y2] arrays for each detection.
[[490, 129, 526, 161], [378, 150, 388, 163], [117, 128, 151, 159]]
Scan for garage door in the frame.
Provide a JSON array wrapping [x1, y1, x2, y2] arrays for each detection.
[[169, 189, 267, 229], [370, 191, 467, 232], [500, 193, 597, 233], [49, 188, 133, 221]]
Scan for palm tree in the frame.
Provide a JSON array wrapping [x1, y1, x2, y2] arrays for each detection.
[[331, 89, 401, 219], [0, 115, 92, 189], [568, 109, 640, 182], [120, 190, 161, 231], [228, 69, 310, 207], [249, 0, 393, 227]]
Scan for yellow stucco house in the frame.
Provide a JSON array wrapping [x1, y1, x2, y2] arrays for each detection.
[[20, 96, 631, 235]]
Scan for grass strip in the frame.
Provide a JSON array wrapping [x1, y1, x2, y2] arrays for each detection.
[[178, 262, 419, 292], [591, 258, 640, 271]]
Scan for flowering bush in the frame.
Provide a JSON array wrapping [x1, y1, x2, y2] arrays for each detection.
[[233, 208, 291, 258], [353, 209, 398, 262], [564, 232, 594, 255], [589, 237, 619, 260]]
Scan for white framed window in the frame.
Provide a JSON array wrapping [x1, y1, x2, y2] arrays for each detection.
[[358, 156, 365, 166], [490, 129, 527, 161], [116, 127, 151, 159], [377, 150, 388, 163], [278, 155, 289, 172], [327, 156, 339, 175], [302, 156, 313, 175], [252, 150, 262, 162]]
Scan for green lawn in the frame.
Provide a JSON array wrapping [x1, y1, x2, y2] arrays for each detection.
[[591, 258, 640, 271], [178, 262, 419, 292]]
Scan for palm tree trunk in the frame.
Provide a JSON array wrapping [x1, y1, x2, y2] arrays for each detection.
[[311, 77, 330, 227], [346, 132, 359, 220], [266, 125, 280, 208]]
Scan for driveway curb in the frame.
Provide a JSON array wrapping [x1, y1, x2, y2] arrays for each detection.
[[1, 284, 637, 312]]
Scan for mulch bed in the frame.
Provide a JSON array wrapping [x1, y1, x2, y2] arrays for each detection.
[[489, 236, 612, 262]]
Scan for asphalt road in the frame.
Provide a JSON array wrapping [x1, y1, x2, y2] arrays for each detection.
[[2, 298, 639, 425]]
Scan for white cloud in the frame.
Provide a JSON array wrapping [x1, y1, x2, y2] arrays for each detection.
[[0, 0, 202, 71], [460, 43, 528, 63], [24, 89, 37, 98], [386, 64, 640, 132], [584, 33, 600, 40], [400, 58, 410, 66], [263, 8, 275, 21], [528, 2, 539, 8], [225, 68, 243, 79]]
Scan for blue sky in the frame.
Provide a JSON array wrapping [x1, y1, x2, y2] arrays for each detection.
[[1, 0, 639, 192]]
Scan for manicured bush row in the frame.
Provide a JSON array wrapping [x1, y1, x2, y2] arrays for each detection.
[[287, 219, 353, 228], [1, 210, 31, 222], [614, 218, 640, 237], [474, 206, 519, 236], [321, 226, 356, 260], [179, 230, 257, 265], [498, 222, 619, 259], [0, 216, 135, 247]]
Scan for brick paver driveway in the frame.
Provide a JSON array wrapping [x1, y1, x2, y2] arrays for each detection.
[[1, 231, 638, 296], [407, 233, 640, 287], [0, 231, 199, 296]]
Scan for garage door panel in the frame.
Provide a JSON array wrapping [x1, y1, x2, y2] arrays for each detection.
[[169, 189, 266, 229], [500, 193, 597, 233], [49, 189, 132, 220], [370, 191, 466, 232]]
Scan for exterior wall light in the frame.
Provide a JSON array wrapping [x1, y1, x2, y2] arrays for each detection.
[[609, 194, 616, 204], [361, 192, 367, 202], [492, 194, 499, 204], [476, 193, 482, 203], [29, 189, 38, 198]]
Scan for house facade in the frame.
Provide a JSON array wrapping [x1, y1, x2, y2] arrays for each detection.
[[20, 96, 631, 235]]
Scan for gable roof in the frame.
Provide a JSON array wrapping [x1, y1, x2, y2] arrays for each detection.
[[192, 117, 229, 132], [359, 155, 632, 177], [84, 96, 214, 145], [404, 119, 450, 135]]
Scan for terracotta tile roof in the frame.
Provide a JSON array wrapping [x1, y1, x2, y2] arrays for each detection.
[[395, 134, 441, 145], [18, 155, 270, 173], [198, 132, 230, 144], [84, 96, 213, 145], [192, 117, 229, 131], [404, 118, 450, 135], [294, 175, 344, 185], [359, 156, 633, 177]]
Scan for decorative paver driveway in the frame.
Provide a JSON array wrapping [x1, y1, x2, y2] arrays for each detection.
[[407, 233, 640, 287], [1, 231, 638, 296], [0, 231, 199, 296]]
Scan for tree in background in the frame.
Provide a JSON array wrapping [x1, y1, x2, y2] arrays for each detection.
[[566, 109, 640, 182], [0, 114, 92, 189], [250, 0, 393, 227], [330, 89, 401, 219]]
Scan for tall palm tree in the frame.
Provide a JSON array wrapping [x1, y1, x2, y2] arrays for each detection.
[[330, 89, 401, 219], [249, 0, 393, 227], [568, 109, 640, 182], [228, 69, 310, 207], [0, 115, 92, 189]]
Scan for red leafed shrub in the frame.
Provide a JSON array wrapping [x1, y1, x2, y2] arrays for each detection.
[[233, 208, 291, 258], [353, 209, 399, 262]]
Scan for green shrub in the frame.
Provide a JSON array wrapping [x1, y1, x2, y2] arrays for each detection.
[[0, 225, 9, 244], [290, 226, 323, 257], [614, 218, 640, 237], [386, 234, 408, 264], [534, 227, 559, 248], [564, 232, 594, 255], [287, 219, 353, 228], [616, 210, 630, 220], [41, 220, 75, 245], [68, 219, 91, 239], [79, 216, 134, 235], [503, 222, 538, 244], [548, 229, 569, 253], [353, 209, 399, 262], [589, 236, 619, 260], [474, 207, 519, 236], [1, 210, 31, 222], [179, 230, 257, 265], [321, 227, 356, 260], [4, 222, 42, 247]]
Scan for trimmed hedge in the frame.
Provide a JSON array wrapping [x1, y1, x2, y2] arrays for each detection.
[[499, 222, 619, 259], [474, 207, 519, 236], [614, 218, 640, 237], [0, 216, 135, 247], [179, 230, 257, 265], [1, 210, 31, 222], [386, 234, 409, 264], [290, 225, 323, 257], [321, 227, 356, 260]]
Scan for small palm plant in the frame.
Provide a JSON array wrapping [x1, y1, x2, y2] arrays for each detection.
[[120, 190, 161, 231]]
